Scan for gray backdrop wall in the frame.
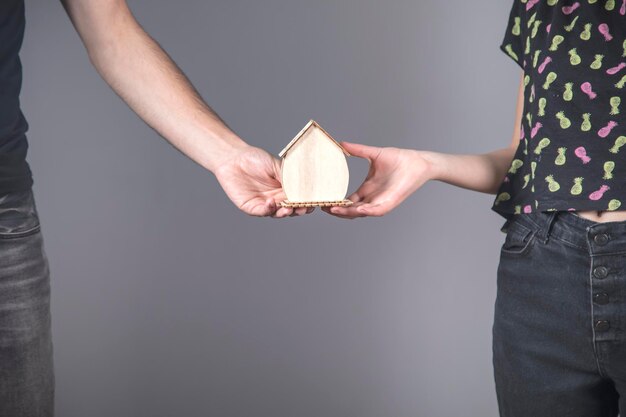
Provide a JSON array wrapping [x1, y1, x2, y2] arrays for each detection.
[[21, 1, 520, 416]]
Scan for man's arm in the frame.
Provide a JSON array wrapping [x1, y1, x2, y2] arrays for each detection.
[[59, 0, 309, 217]]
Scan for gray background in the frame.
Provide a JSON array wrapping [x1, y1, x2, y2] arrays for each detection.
[[21, 1, 520, 416]]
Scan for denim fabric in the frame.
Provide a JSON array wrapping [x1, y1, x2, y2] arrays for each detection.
[[0, 188, 53, 416], [492, 209, 626, 416]]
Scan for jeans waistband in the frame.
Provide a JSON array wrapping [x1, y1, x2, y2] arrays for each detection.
[[511, 210, 626, 255]]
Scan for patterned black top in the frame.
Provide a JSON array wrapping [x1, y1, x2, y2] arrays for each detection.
[[491, 0, 626, 220]]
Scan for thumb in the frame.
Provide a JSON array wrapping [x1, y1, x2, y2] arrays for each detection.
[[339, 141, 381, 161]]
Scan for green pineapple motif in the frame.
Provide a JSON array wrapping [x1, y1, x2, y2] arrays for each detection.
[[512, 16, 521, 36], [538, 97, 547, 116], [564, 16, 579, 32], [534, 138, 551, 155], [580, 23, 592, 41], [569, 48, 581, 65], [508, 159, 524, 174], [590, 54, 604, 69], [533, 50, 542, 68], [555, 147, 567, 165], [549, 35, 564, 51], [608, 199, 622, 210], [545, 175, 560, 191], [581, 113, 592, 131], [543, 72, 558, 89], [556, 111, 571, 129], [494, 192, 511, 206], [603, 161, 615, 180], [571, 177, 584, 195], [609, 136, 626, 154], [563, 82, 574, 101], [610, 96, 621, 115]]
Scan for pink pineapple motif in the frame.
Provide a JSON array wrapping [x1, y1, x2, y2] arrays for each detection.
[[581, 82, 597, 99], [607, 62, 626, 75], [526, 0, 540, 11], [538, 56, 552, 74], [621, 0, 626, 16], [575, 146, 591, 164], [547, 23, 552, 33], [504, 176, 510, 183], [589, 185, 610, 201], [531, 122, 543, 138], [598, 121, 618, 138], [567, 208, 576, 211], [599, 23, 613, 41], [562, 2, 580, 14], [531, 83, 535, 101], [520, 124, 525, 140], [523, 205, 532, 213]]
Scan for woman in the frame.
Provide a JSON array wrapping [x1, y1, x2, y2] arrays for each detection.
[[325, 1, 626, 415]]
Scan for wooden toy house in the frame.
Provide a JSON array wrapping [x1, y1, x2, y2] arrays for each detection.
[[279, 120, 353, 208]]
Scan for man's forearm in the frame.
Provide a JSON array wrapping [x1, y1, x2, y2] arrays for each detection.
[[62, 1, 248, 173], [421, 147, 517, 195]]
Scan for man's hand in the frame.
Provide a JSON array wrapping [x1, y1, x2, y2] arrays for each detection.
[[322, 142, 434, 219], [215, 145, 312, 218], [59, 0, 312, 218]]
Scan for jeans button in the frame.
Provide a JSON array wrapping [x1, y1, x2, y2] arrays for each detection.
[[595, 320, 610, 332], [593, 266, 609, 279], [593, 293, 609, 305], [594, 233, 609, 245]]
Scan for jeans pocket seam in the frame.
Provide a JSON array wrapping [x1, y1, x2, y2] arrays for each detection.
[[0, 223, 41, 240]]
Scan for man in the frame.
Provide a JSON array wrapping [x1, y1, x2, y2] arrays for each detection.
[[0, 0, 313, 414]]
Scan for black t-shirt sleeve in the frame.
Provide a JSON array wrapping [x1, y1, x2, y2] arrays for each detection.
[[499, 0, 525, 70]]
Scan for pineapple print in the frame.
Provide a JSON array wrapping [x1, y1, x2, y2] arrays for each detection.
[[571, 177, 584, 195], [491, 1, 626, 218], [555, 147, 567, 165], [603, 161, 615, 179], [545, 175, 560, 191]]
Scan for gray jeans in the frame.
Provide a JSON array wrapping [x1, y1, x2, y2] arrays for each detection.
[[494, 210, 626, 416], [0, 188, 54, 416]]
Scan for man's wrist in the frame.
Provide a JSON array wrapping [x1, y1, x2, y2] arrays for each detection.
[[197, 130, 251, 173]]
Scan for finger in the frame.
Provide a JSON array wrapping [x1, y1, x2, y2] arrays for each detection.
[[295, 207, 308, 216], [306, 207, 316, 214], [339, 141, 382, 161], [273, 206, 293, 218], [328, 204, 367, 218], [356, 202, 390, 217], [346, 192, 363, 203], [264, 198, 277, 216]]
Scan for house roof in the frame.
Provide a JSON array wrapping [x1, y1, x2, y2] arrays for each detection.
[[278, 120, 351, 158]]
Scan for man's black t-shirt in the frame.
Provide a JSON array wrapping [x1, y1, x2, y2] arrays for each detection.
[[0, 0, 33, 194]]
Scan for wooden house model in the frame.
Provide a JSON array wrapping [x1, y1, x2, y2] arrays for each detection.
[[278, 120, 353, 208]]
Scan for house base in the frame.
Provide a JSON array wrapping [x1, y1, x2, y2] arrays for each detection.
[[279, 199, 353, 208]]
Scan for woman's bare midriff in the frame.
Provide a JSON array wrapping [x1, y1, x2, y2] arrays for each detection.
[[574, 210, 626, 223]]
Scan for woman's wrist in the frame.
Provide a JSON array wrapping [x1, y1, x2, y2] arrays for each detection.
[[414, 149, 446, 182]]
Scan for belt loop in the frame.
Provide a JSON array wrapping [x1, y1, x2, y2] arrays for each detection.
[[535, 211, 558, 244]]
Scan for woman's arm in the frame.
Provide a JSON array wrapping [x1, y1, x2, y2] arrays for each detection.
[[324, 71, 526, 218], [423, 71, 525, 194]]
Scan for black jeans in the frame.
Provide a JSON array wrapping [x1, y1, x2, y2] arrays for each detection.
[[493, 209, 626, 416], [0, 188, 54, 416]]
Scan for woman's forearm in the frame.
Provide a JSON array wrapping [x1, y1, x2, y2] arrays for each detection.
[[421, 147, 517, 195]]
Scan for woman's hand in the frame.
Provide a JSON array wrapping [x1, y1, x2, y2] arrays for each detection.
[[214, 145, 313, 218], [322, 142, 434, 219]]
